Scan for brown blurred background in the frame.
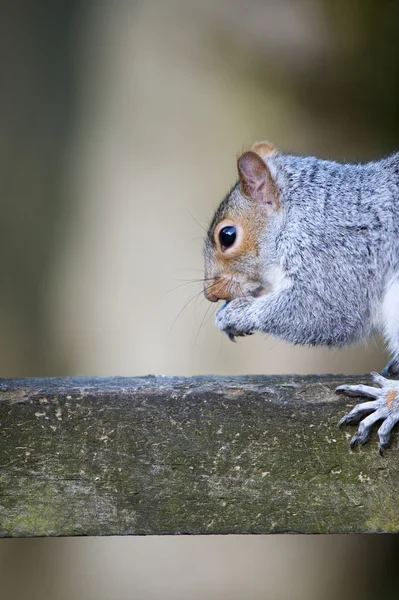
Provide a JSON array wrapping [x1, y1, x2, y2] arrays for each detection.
[[0, 1, 398, 598]]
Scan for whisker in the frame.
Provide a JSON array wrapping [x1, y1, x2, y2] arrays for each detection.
[[217, 277, 231, 300], [225, 278, 233, 300], [165, 282, 201, 295], [176, 278, 213, 282], [192, 302, 214, 349], [165, 279, 211, 295], [237, 282, 251, 305], [167, 280, 220, 338], [186, 209, 208, 233], [266, 337, 281, 352], [203, 304, 216, 326]]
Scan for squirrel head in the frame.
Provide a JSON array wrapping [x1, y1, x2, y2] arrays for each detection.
[[204, 142, 279, 302]]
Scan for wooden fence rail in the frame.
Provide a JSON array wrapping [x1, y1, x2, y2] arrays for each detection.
[[0, 375, 397, 537]]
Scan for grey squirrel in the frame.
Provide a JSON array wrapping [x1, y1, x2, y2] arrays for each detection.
[[203, 141, 399, 453]]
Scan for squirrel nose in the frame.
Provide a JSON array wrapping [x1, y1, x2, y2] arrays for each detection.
[[204, 287, 219, 302], [204, 277, 234, 302], [204, 284, 219, 302]]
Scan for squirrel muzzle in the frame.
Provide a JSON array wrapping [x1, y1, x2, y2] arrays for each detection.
[[204, 276, 266, 302], [204, 276, 237, 302]]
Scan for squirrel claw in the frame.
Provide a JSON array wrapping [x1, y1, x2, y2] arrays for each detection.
[[226, 329, 254, 342], [379, 444, 388, 456]]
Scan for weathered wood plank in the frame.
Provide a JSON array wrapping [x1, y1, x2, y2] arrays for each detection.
[[0, 375, 397, 536]]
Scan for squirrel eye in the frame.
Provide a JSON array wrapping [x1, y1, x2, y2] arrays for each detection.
[[219, 226, 236, 249]]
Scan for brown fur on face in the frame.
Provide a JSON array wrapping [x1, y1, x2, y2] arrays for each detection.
[[204, 195, 268, 301], [203, 141, 280, 302]]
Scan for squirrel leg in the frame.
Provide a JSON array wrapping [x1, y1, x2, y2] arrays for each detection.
[[381, 357, 399, 379], [336, 372, 399, 454], [380, 278, 399, 378]]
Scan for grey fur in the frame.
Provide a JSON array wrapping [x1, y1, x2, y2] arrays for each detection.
[[206, 149, 399, 451]]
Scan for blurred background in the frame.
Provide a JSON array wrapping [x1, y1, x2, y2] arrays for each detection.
[[0, 0, 398, 598]]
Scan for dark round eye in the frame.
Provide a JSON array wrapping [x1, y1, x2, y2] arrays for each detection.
[[219, 226, 236, 249]]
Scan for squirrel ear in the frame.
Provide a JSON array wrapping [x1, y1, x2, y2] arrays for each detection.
[[251, 141, 276, 158], [237, 151, 279, 209]]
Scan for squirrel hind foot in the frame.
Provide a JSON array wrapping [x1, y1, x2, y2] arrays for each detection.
[[336, 373, 399, 453]]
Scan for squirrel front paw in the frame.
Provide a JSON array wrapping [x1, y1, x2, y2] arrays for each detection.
[[215, 298, 257, 341]]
